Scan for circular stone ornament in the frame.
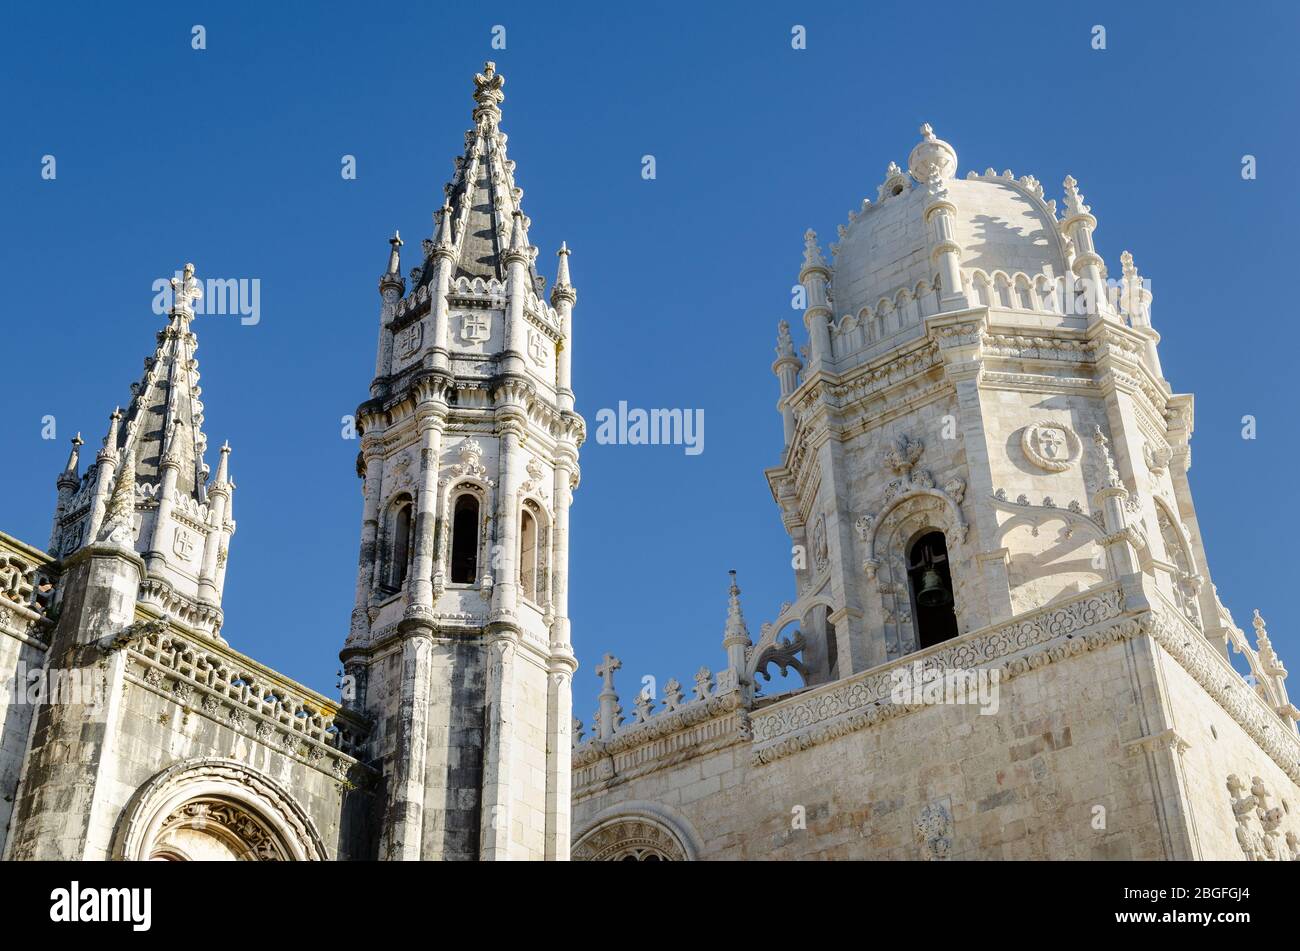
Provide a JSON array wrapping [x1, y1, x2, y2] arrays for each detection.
[[1021, 421, 1080, 472]]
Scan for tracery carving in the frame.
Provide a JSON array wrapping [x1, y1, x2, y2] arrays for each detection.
[[571, 816, 690, 862]]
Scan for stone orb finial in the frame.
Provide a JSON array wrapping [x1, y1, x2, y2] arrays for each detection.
[[907, 122, 958, 184]]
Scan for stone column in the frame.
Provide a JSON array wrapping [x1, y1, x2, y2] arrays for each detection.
[[407, 394, 446, 615], [799, 231, 833, 373], [544, 666, 574, 859], [197, 443, 232, 603], [552, 243, 576, 414], [479, 635, 518, 860], [379, 632, 433, 860], [348, 426, 385, 644]]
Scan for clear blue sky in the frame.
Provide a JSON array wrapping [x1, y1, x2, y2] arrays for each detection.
[[2, 1, 1297, 720]]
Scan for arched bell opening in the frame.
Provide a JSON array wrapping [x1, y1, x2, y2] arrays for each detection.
[[907, 530, 958, 650]]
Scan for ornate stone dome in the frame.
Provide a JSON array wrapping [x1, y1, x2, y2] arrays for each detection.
[[828, 125, 1071, 324]]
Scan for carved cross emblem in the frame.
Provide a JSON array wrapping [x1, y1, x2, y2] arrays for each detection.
[[528, 329, 550, 366], [461, 312, 490, 343], [173, 528, 196, 562], [396, 322, 423, 358]]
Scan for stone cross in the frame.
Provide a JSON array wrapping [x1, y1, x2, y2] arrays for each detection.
[[596, 653, 621, 696]]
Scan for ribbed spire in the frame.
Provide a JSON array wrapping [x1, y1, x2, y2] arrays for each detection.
[[104, 262, 214, 503], [433, 199, 455, 249], [214, 440, 231, 485], [410, 63, 540, 291], [96, 446, 137, 546], [99, 407, 122, 461], [386, 231, 403, 275], [723, 570, 751, 645], [60, 433, 83, 480], [555, 241, 571, 285]]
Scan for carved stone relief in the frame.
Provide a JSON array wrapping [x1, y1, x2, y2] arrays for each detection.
[[1021, 421, 1080, 472]]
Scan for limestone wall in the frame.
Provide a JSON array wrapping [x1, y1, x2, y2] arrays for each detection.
[[573, 586, 1300, 861], [6, 616, 374, 861]]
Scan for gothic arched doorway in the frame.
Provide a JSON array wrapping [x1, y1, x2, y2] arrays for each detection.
[[113, 759, 327, 861]]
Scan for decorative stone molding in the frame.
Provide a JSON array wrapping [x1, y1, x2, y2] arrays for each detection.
[[123, 622, 372, 779], [751, 585, 1127, 764], [1020, 420, 1080, 472], [572, 802, 700, 861], [112, 758, 329, 861]]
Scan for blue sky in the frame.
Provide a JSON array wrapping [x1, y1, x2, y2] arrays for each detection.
[[1, 1, 1297, 720]]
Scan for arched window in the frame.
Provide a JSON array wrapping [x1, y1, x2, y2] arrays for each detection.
[[450, 494, 480, 584], [519, 509, 538, 602], [907, 531, 958, 649], [824, 609, 839, 679], [391, 503, 413, 588]]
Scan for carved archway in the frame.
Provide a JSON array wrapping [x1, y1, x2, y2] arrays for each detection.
[[113, 759, 328, 862], [859, 487, 967, 659], [572, 803, 699, 862]]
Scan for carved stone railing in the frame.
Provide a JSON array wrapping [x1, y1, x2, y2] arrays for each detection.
[[0, 530, 58, 649], [122, 620, 372, 783], [750, 584, 1128, 764], [571, 686, 751, 793], [573, 666, 743, 758]]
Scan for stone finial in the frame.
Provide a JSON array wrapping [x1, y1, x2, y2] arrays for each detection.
[[386, 231, 403, 275], [214, 440, 231, 484], [1062, 175, 1090, 218], [1092, 426, 1122, 489], [508, 208, 527, 253], [692, 666, 713, 702], [555, 241, 571, 286], [99, 407, 123, 459], [661, 677, 684, 712], [434, 199, 455, 249], [908, 122, 958, 183], [776, 320, 795, 359], [169, 262, 203, 316], [801, 229, 828, 272], [472, 61, 505, 121], [632, 691, 655, 724], [61, 433, 84, 478], [723, 570, 751, 647]]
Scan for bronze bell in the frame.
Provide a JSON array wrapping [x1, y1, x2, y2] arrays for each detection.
[[916, 567, 952, 609]]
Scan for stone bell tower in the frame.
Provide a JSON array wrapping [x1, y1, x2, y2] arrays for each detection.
[[340, 63, 583, 860], [764, 123, 1227, 691]]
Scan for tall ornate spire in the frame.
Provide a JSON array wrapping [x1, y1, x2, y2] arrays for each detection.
[[408, 61, 538, 292]]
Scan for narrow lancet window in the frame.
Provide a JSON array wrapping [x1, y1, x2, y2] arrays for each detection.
[[451, 494, 480, 584]]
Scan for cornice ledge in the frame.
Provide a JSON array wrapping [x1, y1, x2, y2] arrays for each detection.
[[749, 584, 1133, 766]]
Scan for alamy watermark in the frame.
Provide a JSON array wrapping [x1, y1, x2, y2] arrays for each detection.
[[593, 401, 704, 456], [152, 269, 261, 325], [890, 661, 1001, 715], [4, 662, 104, 707]]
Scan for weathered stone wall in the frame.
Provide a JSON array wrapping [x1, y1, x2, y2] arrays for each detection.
[[573, 590, 1300, 861], [6, 615, 374, 861], [0, 633, 46, 853], [1151, 634, 1300, 860]]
